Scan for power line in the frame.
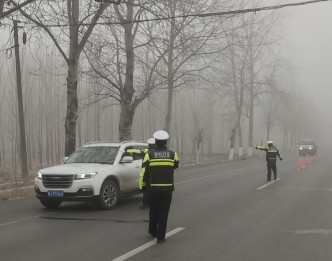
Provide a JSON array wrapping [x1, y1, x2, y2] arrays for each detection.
[[197, 0, 332, 18], [25, 0, 332, 28]]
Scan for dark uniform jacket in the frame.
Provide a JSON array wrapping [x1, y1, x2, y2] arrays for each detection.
[[256, 145, 282, 162], [139, 148, 179, 192]]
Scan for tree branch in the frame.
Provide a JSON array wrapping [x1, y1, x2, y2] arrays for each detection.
[[1, 0, 35, 19]]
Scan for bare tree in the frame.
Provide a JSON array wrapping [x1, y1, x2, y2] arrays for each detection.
[[148, 0, 227, 138], [15, 0, 112, 156], [0, 0, 35, 19], [85, 0, 166, 141], [243, 4, 280, 156]]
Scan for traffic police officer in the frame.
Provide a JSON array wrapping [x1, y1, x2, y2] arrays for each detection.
[[139, 130, 179, 243], [126, 138, 156, 209], [255, 141, 282, 181], [139, 137, 156, 209]]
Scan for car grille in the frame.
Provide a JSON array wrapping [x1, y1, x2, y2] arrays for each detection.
[[42, 175, 74, 189]]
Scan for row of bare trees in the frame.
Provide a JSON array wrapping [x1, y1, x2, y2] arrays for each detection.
[[0, 0, 317, 181]]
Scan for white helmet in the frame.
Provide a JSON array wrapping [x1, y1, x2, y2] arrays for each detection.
[[153, 130, 169, 140], [146, 138, 155, 145], [267, 140, 274, 144]]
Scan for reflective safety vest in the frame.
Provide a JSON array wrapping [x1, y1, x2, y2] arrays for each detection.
[[256, 145, 282, 162], [139, 149, 179, 192], [126, 148, 144, 156]]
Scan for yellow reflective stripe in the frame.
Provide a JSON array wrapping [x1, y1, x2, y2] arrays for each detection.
[[151, 184, 173, 186], [150, 159, 175, 166], [127, 149, 141, 153], [139, 167, 146, 189], [150, 159, 174, 163], [256, 146, 265, 149], [150, 162, 174, 166], [142, 153, 150, 163]]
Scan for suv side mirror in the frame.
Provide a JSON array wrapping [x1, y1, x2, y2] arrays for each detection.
[[121, 156, 133, 163]]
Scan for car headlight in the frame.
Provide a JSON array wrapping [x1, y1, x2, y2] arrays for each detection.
[[309, 147, 312, 150], [36, 172, 42, 180], [75, 172, 98, 180], [299, 147, 303, 150]]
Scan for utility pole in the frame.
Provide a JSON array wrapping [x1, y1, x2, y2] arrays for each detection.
[[13, 20, 29, 185]]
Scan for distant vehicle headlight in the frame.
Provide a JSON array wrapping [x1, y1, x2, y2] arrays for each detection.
[[299, 147, 303, 150], [36, 172, 42, 179], [75, 172, 98, 180], [309, 147, 312, 150]]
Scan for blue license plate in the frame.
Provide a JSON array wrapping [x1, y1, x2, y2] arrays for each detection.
[[48, 190, 64, 197]]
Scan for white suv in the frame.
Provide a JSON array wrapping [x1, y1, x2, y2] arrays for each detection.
[[35, 141, 147, 210]]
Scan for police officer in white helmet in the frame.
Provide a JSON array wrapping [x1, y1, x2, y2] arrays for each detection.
[[255, 140, 282, 181], [139, 137, 156, 209], [139, 130, 179, 243]]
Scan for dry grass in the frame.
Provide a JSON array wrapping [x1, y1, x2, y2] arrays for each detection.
[[0, 186, 35, 201], [0, 168, 35, 201]]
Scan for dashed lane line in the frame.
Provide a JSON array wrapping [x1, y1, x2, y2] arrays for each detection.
[[256, 178, 280, 190], [112, 227, 185, 261], [0, 216, 40, 227]]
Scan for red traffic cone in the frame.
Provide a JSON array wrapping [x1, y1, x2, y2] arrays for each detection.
[[305, 155, 310, 165], [297, 158, 303, 170]]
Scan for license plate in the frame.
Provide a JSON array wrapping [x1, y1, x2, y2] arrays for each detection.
[[48, 190, 64, 197]]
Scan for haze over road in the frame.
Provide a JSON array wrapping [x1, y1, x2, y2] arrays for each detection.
[[1, 146, 332, 261]]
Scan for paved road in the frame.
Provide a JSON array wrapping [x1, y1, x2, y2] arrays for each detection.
[[1, 147, 332, 261]]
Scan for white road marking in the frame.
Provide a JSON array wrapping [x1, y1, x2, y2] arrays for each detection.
[[287, 187, 332, 192], [290, 229, 332, 235], [256, 178, 280, 190], [0, 216, 40, 227], [112, 227, 185, 261]]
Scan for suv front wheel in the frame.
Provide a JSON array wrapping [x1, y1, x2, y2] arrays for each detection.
[[98, 180, 119, 210]]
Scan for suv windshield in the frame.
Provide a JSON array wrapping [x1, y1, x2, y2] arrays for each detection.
[[300, 140, 315, 145], [65, 146, 119, 164]]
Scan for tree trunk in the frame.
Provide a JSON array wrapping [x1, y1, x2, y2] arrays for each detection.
[[238, 124, 243, 157], [64, 62, 79, 156], [0, 0, 4, 16], [266, 118, 271, 140], [247, 34, 255, 156], [164, 2, 176, 136], [118, 1, 135, 141]]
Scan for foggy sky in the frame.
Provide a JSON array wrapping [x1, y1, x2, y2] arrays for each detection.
[[1, 0, 332, 145], [277, 0, 332, 144]]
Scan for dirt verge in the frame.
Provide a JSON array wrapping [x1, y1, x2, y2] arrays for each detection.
[[0, 185, 35, 201]]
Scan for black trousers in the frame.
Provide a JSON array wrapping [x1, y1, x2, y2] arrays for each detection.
[[267, 161, 277, 180], [148, 191, 173, 240]]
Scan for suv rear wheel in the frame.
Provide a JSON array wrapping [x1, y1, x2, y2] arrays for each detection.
[[98, 180, 119, 210]]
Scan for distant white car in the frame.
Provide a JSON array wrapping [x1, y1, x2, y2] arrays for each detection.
[[35, 141, 147, 210], [298, 139, 318, 157]]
